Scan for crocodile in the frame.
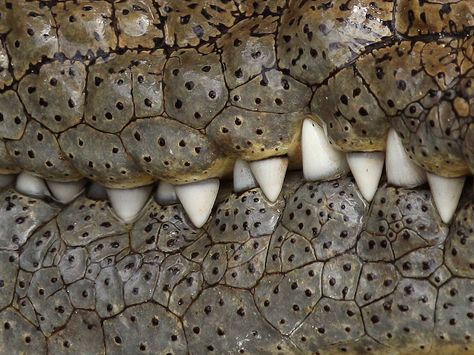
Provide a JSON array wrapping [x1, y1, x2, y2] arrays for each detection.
[[0, 0, 473, 354]]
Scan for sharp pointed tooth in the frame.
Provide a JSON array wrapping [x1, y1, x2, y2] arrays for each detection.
[[386, 129, 426, 188], [46, 180, 86, 204], [233, 159, 257, 193], [87, 182, 108, 200], [426, 173, 465, 224], [249, 157, 288, 202], [0, 174, 16, 189], [175, 178, 220, 228], [155, 181, 178, 205], [302, 118, 349, 181], [106, 185, 152, 223], [347, 152, 384, 202], [15, 172, 50, 198]]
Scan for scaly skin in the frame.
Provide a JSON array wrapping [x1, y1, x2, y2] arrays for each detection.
[[0, 175, 473, 354], [0, 0, 474, 354]]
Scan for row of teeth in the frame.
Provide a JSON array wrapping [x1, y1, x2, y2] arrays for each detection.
[[0, 118, 466, 228]]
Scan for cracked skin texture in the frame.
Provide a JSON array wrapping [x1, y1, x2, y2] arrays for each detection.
[[0, 174, 473, 354], [3, 0, 474, 184], [1, 0, 474, 354]]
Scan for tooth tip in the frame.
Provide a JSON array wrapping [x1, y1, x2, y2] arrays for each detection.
[[249, 157, 288, 202], [386, 129, 426, 188], [175, 179, 220, 228], [47, 180, 86, 204], [426, 173, 465, 224], [302, 118, 348, 181], [233, 160, 257, 193], [107, 186, 152, 223], [347, 152, 385, 202], [16, 172, 50, 198]]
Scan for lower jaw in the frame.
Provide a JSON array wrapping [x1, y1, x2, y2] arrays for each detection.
[[0, 168, 472, 354]]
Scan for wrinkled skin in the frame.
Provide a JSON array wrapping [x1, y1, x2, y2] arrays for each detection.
[[1, 0, 474, 354]]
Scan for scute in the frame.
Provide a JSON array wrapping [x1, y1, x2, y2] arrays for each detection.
[[5, 1, 58, 79], [254, 262, 323, 334], [85, 55, 134, 133], [18, 61, 86, 132], [58, 247, 88, 284], [231, 69, 311, 113], [209, 188, 284, 243], [157, 0, 237, 47], [396, 0, 474, 36], [67, 279, 96, 310], [322, 254, 362, 300], [115, 0, 164, 49], [0, 308, 47, 354], [355, 262, 400, 307], [435, 278, 474, 346], [0, 190, 60, 250], [311, 67, 388, 151], [282, 179, 368, 260], [131, 201, 202, 253], [57, 195, 127, 247], [183, 285, 298, 354], [6, 120, 81, 181], [131, 51, 167, 118], [291, 298, 365, 352], [19, 220, 64, 273], [266, 224, 317, 273], [217, 16, 278, 89], [163, 49, 227, 129], [60, 124, 153, 188], [95, 266, 124, 318], [0, 250, 18, 310], [362, 279, 436, 351], [153, 254, 202, 315], [27, 267, 73, 336], [445, 201, 474, 278], [47, 310, 104, 355], [52, 1, 116, 58], [0, 139, 20, 174], [358, 186, 448, 261], [122, 117, 230, 184], [207, 107, 302, 161], [0, 90, 27, 140], [104, 302, 188, 355], [277, 0, 393, 85]]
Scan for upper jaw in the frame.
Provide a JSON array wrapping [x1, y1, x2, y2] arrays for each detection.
[[0, 2, 472, 228]]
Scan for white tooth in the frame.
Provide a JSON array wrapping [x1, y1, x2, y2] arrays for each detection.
[[249, 157, 288, 202], [106, 185, 152, 223], [175, 179, 219, 228], [87, 182, 108, 200], [302, 118, 349, 181], [0, 174, 16, 189], [15, 172, 51, 198], [386, 129, 426, 188], [155, 181, 178, 205], [233, 159, 257, 193], [46, 180, 86, 204], [347, 152, 385, 202], [426, 173, 465, 224]]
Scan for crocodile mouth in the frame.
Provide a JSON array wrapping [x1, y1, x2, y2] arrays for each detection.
[[0, 0, 473, 354]]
